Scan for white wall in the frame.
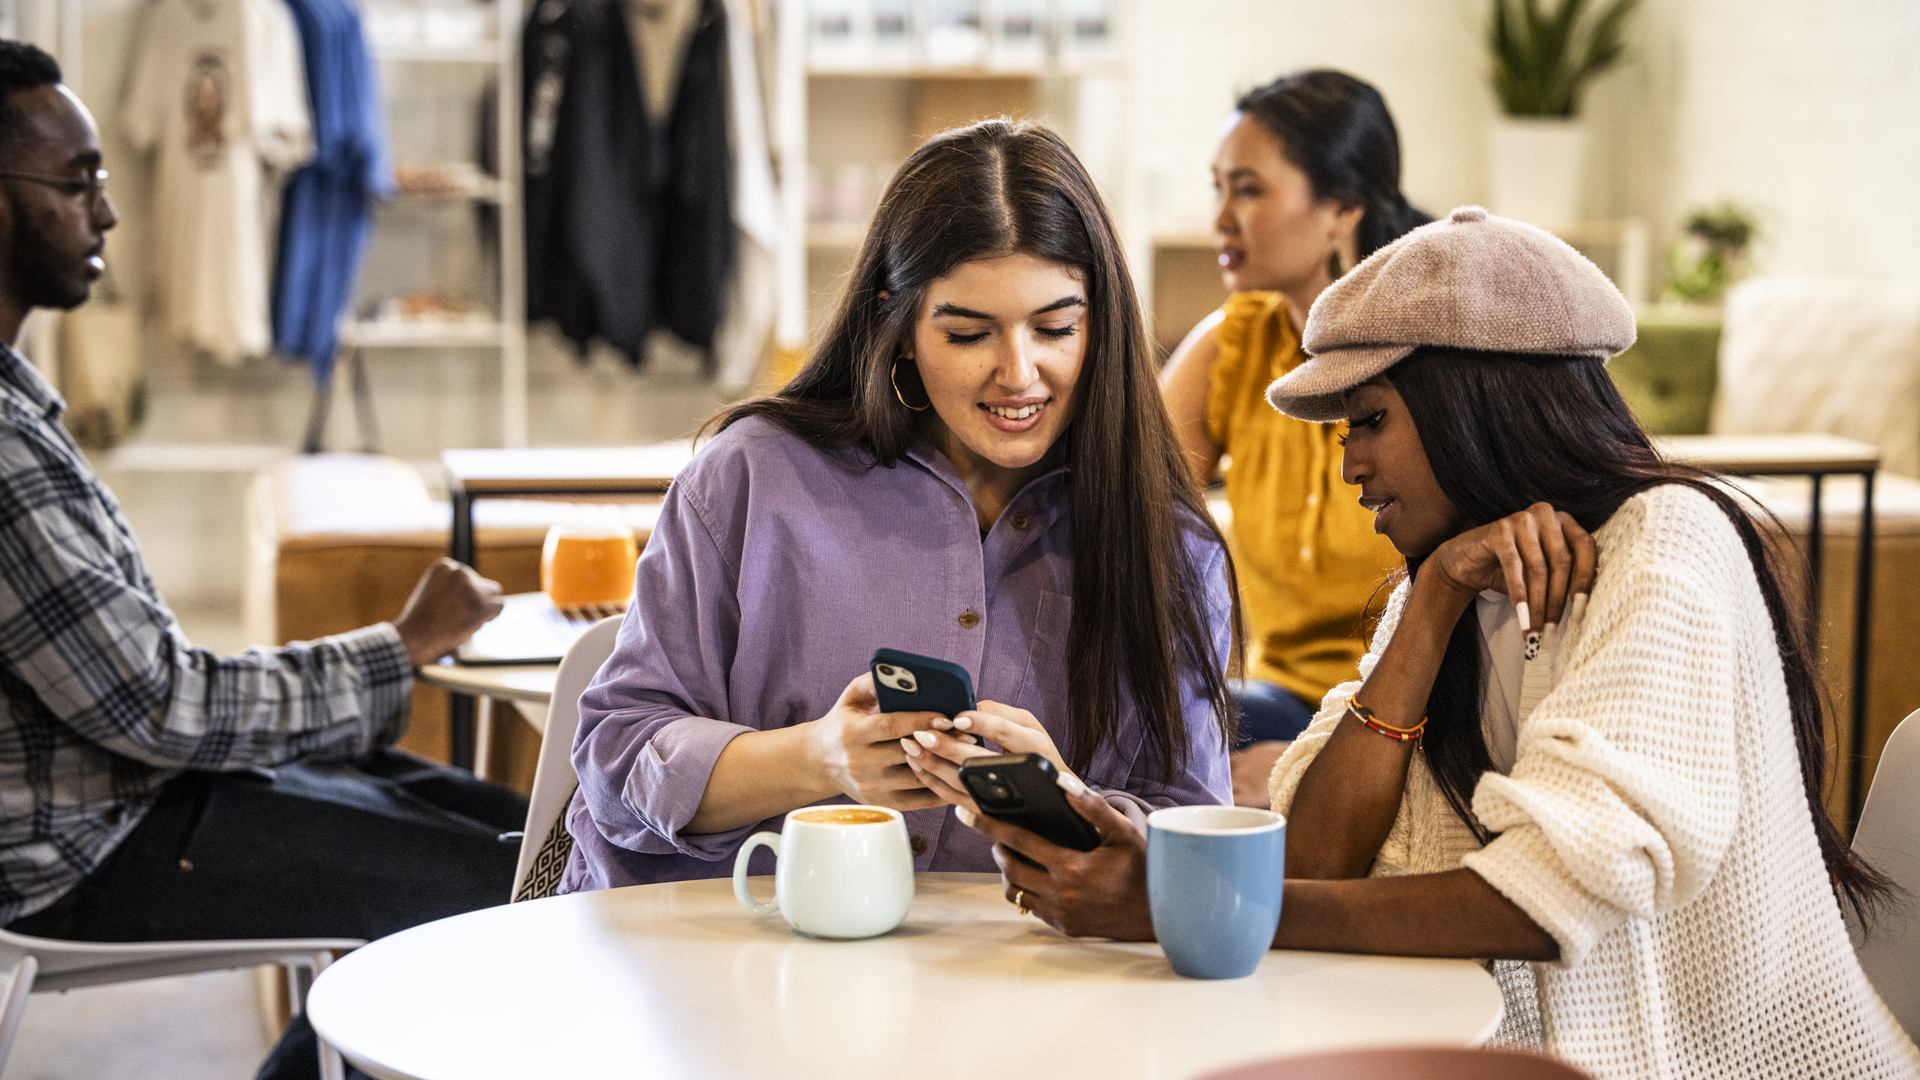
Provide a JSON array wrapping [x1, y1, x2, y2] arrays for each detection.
[[1646, 0, 1920, 280], [1127, 0, 1920, 283], [1129, 0, 1494, 232]]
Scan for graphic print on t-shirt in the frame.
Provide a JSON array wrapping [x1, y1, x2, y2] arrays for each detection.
[[185, 51, 232, 170]]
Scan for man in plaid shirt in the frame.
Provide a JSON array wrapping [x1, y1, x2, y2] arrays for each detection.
[[0, 43, 528, 1079]]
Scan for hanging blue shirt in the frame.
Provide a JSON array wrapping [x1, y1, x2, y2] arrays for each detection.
[[273, 0, 394, 383]]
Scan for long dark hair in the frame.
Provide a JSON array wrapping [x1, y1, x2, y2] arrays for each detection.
[[1387, 346, 1891, 920], [1236, 70, 1431, 263], [711, 119, 1238, 780]]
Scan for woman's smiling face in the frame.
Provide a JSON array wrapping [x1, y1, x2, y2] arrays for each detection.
[[909, 252, 1088, 478], [1337, 378, 1470, 558]]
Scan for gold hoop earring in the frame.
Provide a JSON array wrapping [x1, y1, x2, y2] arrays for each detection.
[[890, 359, 930, 412]]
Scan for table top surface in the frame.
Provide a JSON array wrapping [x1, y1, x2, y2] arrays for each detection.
[[308, 874, 1503, 1080], [443, 444, 695, 493], [416, 660, 557, 705], [1656, 432, 1881, 473]]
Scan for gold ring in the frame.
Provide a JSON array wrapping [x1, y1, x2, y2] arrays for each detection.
[[1014, 888, 1030, 916]]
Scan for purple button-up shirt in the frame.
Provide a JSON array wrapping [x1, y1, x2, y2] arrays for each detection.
[[560, 416, 1233, 892]]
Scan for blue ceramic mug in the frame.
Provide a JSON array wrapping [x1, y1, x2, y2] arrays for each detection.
[[1146, 805, 1287, 979]]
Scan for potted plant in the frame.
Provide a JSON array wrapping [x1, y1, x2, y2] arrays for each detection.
[[1484, 0, 1639, 230], [1662, 201, 1761, 306]]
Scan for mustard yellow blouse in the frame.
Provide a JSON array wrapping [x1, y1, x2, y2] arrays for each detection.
[[1206, 292, 1403, 703]]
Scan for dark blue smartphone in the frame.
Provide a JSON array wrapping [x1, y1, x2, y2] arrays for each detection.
[[870, 648, 976, 718]]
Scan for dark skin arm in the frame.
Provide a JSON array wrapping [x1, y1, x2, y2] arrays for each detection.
[[940, 503, 1596, 963], [1288, 504, 1597, 881], [960, 783, 1559, 961]]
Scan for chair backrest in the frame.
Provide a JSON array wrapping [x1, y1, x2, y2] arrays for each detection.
[[1191, 1047, 1592, 1080], [1711, 277, 1920, 477], [1851, 707, 1920, 1038], [510, 615, 623, 902]]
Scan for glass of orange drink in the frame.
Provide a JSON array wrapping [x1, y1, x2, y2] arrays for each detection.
[[541, 524, 639, 609]]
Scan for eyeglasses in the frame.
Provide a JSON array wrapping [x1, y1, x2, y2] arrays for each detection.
[[0, 168, 108, 203]]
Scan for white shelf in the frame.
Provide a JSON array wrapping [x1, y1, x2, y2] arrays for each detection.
[[341, 321, 503, 349], [373, 42, 500, 63], [390, 181, 504, 205]]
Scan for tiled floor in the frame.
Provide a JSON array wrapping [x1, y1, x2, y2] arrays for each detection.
[[5, 970, 272, 1080], [5, 605, 278, 1080]]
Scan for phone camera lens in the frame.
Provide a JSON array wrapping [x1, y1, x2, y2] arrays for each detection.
[[899, 678, 915, 690], [877, 665, 895, 677], [986, 782, 1012, 801]]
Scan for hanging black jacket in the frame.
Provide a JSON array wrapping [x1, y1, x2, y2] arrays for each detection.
[[522, 0, 656, 366], [656, 0, 734, 369]]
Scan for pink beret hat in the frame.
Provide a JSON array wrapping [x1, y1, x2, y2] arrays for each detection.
[[1265, 206, 1637, 422]]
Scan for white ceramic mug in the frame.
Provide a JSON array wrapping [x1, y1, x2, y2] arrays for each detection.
[[732, 805, 915, 939]]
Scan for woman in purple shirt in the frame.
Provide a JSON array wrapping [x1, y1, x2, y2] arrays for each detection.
[[561, 120, 1238, 893]]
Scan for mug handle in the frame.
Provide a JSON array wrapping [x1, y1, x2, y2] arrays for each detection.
[[733, 831, 781, 916]]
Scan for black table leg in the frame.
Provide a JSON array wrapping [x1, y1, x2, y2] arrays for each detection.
[[1807, 473, 1824, 645], [449, 485, 477, 772], [1848, 470, 1876, 832]]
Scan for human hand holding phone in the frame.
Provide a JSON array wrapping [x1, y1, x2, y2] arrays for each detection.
[[898, 698, 1075, 812], [804, 672, 949, 812], [954, 776, 1156, 942]]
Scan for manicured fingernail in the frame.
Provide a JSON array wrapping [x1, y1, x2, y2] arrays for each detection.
[[954, 806, 977, 827], [1569, 593, 1589, 626], [959, 734, 978, 744], [1524, 632, 1541, 660], [913, 731, 938, 748], [899, 737, 921, 758], [953, 716, 974, 730], [1056, 772, 1087, 796], [1514, 600, 1531, 631], [931, 717, 953, 730]]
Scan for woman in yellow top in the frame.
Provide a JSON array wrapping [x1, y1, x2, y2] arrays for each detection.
[[1161, 70, 1427, 796]]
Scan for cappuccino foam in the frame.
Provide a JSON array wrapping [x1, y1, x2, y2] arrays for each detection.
[[792, 807, 895, 826]]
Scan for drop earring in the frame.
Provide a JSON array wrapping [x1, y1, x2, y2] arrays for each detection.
[[890, 359, 930, 412]]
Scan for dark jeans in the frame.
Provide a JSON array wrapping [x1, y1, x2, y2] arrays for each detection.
[[1232, 679, 1317, 748], [7, 749, 527, 1080]]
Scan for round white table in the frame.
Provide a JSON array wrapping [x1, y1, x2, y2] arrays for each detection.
[[309, 873, 1503, 1080]]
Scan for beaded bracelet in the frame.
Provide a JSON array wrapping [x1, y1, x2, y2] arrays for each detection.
[[1347, 697, 1426, 743]]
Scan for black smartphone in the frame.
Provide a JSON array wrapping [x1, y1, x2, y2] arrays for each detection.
[[870, 648, 977, 718], [957, 753, 1102, 852]]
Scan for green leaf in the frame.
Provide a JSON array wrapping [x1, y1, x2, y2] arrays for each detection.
[[1486, 0, 1639, 117]]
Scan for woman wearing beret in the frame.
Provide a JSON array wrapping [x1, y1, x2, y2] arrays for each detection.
[[937, 208, 1920, 1076], [1158, 71, 1427, 801]]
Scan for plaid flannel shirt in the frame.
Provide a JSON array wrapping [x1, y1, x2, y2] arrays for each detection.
[[0, 345, 413, 923]]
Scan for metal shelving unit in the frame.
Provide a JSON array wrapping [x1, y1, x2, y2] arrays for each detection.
[[359, 0, 528, 449], [773, 0, 1140, 353]]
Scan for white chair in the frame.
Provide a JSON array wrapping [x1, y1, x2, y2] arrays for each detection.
[[511, 616, 624, 902], [0, 928, 360, 1080], [1851, 707, 1920, 1039]]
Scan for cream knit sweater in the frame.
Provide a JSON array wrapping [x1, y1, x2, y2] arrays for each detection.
[[1270, 484, 1920, 1080]]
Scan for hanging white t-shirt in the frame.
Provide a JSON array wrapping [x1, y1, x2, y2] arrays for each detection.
[[122, 0, 312, 363]]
